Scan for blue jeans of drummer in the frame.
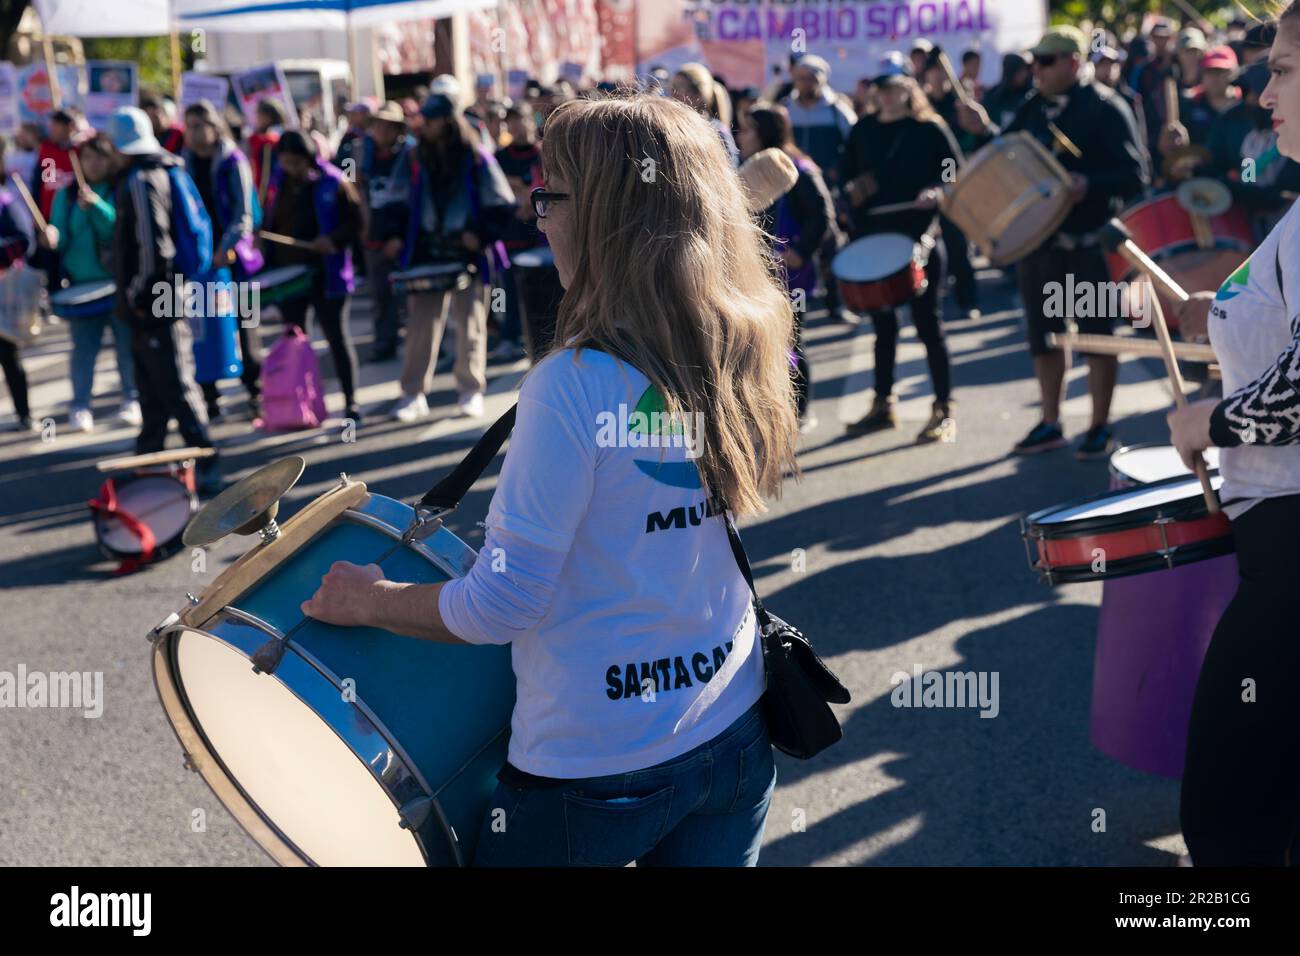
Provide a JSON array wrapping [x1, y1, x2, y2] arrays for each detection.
[[69, 313, 137, 410], [472, 700, 776, 867]]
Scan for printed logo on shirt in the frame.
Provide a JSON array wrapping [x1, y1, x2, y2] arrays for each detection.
[[626, 386, 701, 489], [604, 640, 734, 700], [1215, 257, 1251, 302], [645, 494, 725, 534]]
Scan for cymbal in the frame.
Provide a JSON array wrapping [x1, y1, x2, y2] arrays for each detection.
[[1176, 177, 1232, 218], [182, 456, 306, 548]]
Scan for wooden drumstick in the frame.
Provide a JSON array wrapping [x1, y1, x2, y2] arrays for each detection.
[[1097, 218, 1190, 306], [867, 199, 924, 216], [936, 50, 977, 110], [1047, 332, 1215, 362], [737, 148, 799, 213], [69, 150, 88, 193], [8, 172, 48, 232], [1146, 288, 1219, 513], [257, 229, 315, 251]]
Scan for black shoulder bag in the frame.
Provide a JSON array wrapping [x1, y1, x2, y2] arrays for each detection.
[[414, 401, 850, 761]]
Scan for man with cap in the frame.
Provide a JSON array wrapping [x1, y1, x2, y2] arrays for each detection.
[[1161, 45, 1240, 161], [105, 106, 221, 494], [359, 100, 415, 362], [957, 25, 1148, 459], [1176, 27, 1210, 91], [182, 98, 263, 421], [1133, 17, 1179, 165], [780, 54, 856, 325]]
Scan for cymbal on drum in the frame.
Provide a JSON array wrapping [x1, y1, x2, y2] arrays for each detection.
[[1176, 177, 1233, 218], [97, 446, 217, 473], [182, 456, 306, 548]]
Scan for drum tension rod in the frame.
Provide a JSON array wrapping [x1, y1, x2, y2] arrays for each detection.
[[251, 636, 288, 675], [1154, 515, 1176, 570], [401, 506, 450, 544], [146, 611, 180, 643]]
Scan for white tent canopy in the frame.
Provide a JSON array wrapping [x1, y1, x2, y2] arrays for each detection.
[[32, 0, 497, 37]]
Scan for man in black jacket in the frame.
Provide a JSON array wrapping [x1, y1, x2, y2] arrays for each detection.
[[106, 106, 220, 494], [958, 26, 1149, 459]]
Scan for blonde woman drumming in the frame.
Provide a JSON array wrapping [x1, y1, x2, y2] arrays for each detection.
[[301, 94, 800, 866]]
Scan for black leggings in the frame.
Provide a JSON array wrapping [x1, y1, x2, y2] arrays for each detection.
[[280, 293, 358, 406], [868, 238, 951, 404], [1180, 492, 1300, 865], [0, 338, 30, 420]]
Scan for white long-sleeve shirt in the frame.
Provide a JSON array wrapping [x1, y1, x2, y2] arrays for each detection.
[[438, 347, 764, 778]]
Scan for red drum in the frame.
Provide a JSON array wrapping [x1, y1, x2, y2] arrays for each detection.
[[1021, 474, 1232, 584], [1104, 187, 1255, 330], [89, 450, 208, 574], [832, 234, 928, 313]]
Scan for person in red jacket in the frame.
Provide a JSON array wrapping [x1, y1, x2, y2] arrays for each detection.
[[32, 109, 77, 220], [141, 93, 185, 154]]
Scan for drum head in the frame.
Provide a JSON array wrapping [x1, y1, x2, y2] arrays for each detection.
[[95, 474, 194, 557], [832, 234, 914, 282], [52, 280, 115, 306], [1109, 444, 1220, 486], [173, 628, 427, 866], [1033, 473, 1223, 527], [513, 247, 555, 268], [395, 263, 466, 279]]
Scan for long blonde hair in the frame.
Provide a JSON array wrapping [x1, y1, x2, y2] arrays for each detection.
[[540, 94, 798, 517], [676, 62, 733, 129]]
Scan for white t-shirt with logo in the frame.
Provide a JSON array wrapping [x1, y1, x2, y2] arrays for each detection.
[[438, 348, 765, 778], [1208, 199, 1300, 518]]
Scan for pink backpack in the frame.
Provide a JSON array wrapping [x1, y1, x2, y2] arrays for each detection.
[[257, 326, 329, 431]]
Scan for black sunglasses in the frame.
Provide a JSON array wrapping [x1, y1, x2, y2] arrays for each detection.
[[531, 187, 569, 219], [1033, 53, 1060, 68]]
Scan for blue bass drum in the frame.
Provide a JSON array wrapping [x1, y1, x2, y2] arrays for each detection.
[[189, 271, 244, 384], [149, 480, 514, 866]]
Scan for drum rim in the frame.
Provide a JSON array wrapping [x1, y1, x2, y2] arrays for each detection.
[[148, 495, 499, 867], [1108, 442, 1221, 483], [1023, 473, 1223, 539], [254, 265, 313, 284], [92, 471, 196, 562], [833, 233, 915, 282], [51, 280, 117, 303]]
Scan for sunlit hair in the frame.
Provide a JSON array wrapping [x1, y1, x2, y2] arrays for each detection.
[[539, 93, 798, 516], [675, 63, 733, 129]]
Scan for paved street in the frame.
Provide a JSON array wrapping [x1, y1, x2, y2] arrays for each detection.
[[0, 263, 1193, 866]]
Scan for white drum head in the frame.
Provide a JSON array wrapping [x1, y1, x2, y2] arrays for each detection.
[[513, 247, 555, 268], [52, 280, 115, 306], [1042, 474, 1224, 524], [1110, 445, 1220, 485], [255, 266, 310, 288], [832, 234, 914, 282], [96, 474, 192, 554], [176, 629, 425, 866]]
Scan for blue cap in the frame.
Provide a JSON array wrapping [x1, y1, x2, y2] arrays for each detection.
[[106, 106, 161, 155]]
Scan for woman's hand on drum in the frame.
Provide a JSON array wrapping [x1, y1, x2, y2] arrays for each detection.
[[302, 561, 386, 627], [1174, 290, 1215, 341], [1167, 399, 1217, 472]]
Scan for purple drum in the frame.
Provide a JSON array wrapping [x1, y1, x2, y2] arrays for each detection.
[[1090, 444, 1237, 778]]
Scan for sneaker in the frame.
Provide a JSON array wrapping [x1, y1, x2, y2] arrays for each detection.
[[70, 407, 95, 433], [846, 395, 896, 435], [1012, 421, 1067, 455], [392, 393, 429, 422], [457, 391, 485, 419], [917, 400, 954, 443], [116, 400, 142, 427], [1075, 424, 1116, 461]]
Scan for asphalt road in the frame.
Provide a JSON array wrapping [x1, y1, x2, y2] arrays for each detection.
[[0, 263, 1194, 866]]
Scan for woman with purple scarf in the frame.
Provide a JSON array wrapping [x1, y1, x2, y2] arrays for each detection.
[[739, 103, 842, 432], [263, 130, 364, 423]]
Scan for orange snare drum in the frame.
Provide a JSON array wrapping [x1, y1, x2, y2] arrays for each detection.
[[1105, 180, 1255, 330]]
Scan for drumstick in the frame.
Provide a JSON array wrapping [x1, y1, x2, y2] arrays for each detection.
[[1097, 218, 1190, 306], [257, 230, 315, 251], [69, 150, 87, 193], [8, 173, 48, 232], [936, 51, 977, 110], [1046, 122, 1083, 160], [867, 200, 923, 216], [1047, 332, 1215, 362], [1147, 288, 1219, 513]]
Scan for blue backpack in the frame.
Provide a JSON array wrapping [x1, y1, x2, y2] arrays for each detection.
[[162, 165, 214, 279]]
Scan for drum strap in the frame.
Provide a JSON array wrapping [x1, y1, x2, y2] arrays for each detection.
[[417, 404, 518, 512], [87, 478, 157, 574]]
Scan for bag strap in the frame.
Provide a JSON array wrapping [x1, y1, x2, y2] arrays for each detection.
[[720, 510, 773, 630], [417, 403, 517, 513]]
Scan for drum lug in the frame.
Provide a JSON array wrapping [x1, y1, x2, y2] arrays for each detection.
[[251, 635, 288, 675], [402, 506, 450, 544], [1154, 515, 1175, 569], [397, 795, 434, 831], [147, 611, 180, 643], [182, 752, 198, 773], [1020, 519, 1053, 585]]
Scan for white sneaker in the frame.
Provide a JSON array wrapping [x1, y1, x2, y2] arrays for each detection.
[[116, 400, 142, 427], [457, 392, 485, 418], [70, 407, 95, 433], [392, 392, 429, 422]]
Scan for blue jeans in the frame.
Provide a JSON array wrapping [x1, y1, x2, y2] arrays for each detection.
[[69, 312, 136, 409], [472, 700, 776, 867]]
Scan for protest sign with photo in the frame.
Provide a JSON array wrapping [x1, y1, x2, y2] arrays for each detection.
[[84, 61, 138, 130], [231, 62, 298, 130], [180, 72, 231, 112]]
